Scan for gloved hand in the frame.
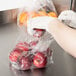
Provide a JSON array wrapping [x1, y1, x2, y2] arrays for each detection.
[[58, 10, 76, 28], [27, 16, 57, 35]]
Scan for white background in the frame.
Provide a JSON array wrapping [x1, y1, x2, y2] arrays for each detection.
[[0, 0, 29, 11]]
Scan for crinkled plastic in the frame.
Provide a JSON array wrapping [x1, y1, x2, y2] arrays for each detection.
[[9, 0, 57, 70], [17, 0, 57, 32]]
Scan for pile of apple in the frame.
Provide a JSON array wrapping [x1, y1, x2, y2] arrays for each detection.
[[9, 40, 52, 70]]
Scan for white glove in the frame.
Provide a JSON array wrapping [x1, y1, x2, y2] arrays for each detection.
[[58, 10, 76, 28], [27, 16, 57, 35]]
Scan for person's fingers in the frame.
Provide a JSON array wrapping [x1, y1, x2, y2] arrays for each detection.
[[27, 17, 47, 35]]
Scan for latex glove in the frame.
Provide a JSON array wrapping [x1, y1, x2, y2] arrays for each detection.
[[58, 10, 76, 28], [27, 16, 57, 35]]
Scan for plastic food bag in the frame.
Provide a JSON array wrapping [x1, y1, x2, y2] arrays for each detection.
[[9, 0, 57, 70], [9, 32, 53, 70], [17, 0, 57, 33]]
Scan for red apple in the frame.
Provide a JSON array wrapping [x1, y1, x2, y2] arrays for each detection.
[[16, 42, 29, 51], [19, 56, 32, 70], [33, 29, 45, 38], [33, 52, 47, 68], [29, 41, 38, 49], [9, 48, 22, 63]]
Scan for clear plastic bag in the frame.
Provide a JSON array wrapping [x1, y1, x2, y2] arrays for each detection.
[[9, 0, 57, 70], [17, 0, 57, 32], [9, 33, 53, 70]]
